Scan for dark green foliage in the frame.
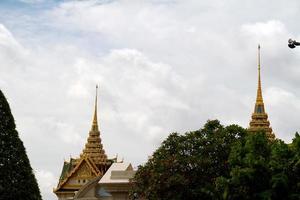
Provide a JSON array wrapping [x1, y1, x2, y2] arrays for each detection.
[[131, 120, 246, 200], [131, 120, 300, 200], [0, 90, 42, 200], [221, 132, 272, 200], [220, 132, 300, 200], [287, 132, 300, 198]]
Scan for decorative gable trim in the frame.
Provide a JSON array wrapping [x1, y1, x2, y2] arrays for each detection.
[[54, 157, 101, 192]]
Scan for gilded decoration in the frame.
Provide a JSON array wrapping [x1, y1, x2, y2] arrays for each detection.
[[248, 45, 275, 140], [54, 86, 113, 199]]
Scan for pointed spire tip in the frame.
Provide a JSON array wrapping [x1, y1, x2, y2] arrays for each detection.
[[91, 85, 99, 132]]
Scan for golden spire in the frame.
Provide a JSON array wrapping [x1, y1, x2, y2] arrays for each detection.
[[254, 45, 265, 114], [80, 85, 108, 164], [248, 45, 275, 140], [91, 85, 99, 132], [256, 44, 263, 104], [54, 85, 111, 197]]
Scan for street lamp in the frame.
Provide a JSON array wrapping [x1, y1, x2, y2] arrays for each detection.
[[288, 39, 300, 48]]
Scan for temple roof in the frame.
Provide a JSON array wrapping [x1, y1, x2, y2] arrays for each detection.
[[54, 86, 112, 195], [59, 158, 76, 182]]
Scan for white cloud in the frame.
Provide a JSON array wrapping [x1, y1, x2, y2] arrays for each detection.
[[265, 87, 297, 107], [0, 24, 20, 47], [0, 24, 28, 66], [241, 20, 286, 36], [65, 48, 189, 143], [55, 122, 85, 145], [264, 87, 300, 141], [36, 170, 57, 200], [68, 81, 90, 98]]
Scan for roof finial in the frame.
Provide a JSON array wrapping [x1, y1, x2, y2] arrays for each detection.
[[91, 85, 99, 132], [256, 44, 263, 103], [258, 44, 261, 71]]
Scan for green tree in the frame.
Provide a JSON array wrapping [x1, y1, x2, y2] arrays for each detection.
[[131, 120, 300, 200], [287, 132, 300, 199], [222, 132, 272, 200], [131, 120, 246, 200], [0, 90, 42, 200], [269, 139, 291, 200], [218, 132, 293, 200]]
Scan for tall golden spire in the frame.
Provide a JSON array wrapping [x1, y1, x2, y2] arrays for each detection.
[[248, 45, 275, 140], [91, 85, 99, 132], [81, 85, 108, 164], [54, 85, 112, 199], [256, 44, 263, 103]]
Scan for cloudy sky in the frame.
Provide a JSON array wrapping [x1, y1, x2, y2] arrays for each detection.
[[1, 0, 300, 199]]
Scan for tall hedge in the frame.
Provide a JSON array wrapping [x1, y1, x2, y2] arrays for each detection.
[[0, 90, 42, 200]]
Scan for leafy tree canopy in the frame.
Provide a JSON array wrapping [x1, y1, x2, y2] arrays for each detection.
[[131, 120, 246, 200], [132, 120, 300, 200]]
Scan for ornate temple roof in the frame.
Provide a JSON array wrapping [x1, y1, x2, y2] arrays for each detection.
[[248, 45, 275, 140], [54, 86, 113, 196]]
